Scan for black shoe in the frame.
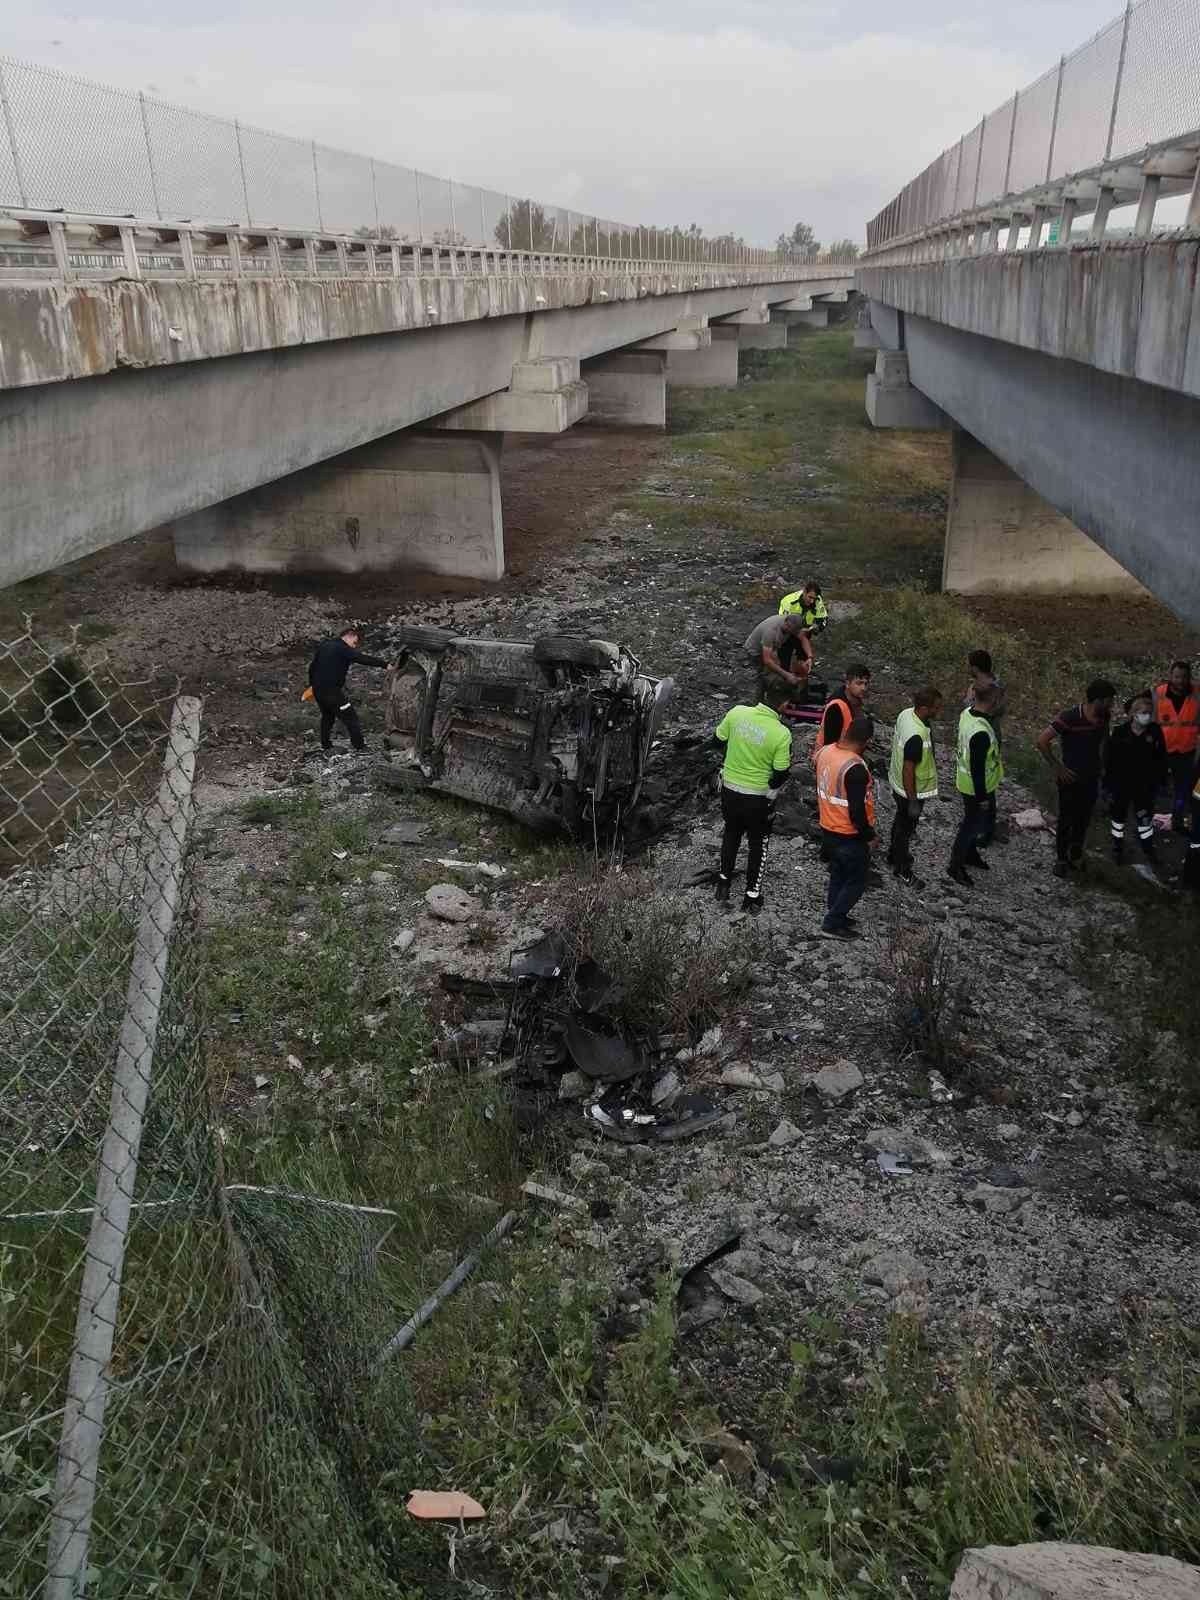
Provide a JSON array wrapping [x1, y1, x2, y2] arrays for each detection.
[[741, 894, 763, 916], [946, 866, 973, 888], [1111, 847, 1124, 865], [820, 924, 862, 940], [714, 877, 732, 904], [964, 852, 990, 871], [893, 868, 926, 890], [1053, 860, 1070, 878]]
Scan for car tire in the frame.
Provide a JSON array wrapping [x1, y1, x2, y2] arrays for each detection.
[[531, 636, 618, 670], [394, 625, 456, 652]]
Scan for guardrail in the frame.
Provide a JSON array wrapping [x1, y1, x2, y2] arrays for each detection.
[[865, 0, 1200, 259], [0, 207, 858, 284]]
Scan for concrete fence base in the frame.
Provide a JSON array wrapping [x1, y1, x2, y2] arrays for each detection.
[[951, 1543, 1200, 1600]]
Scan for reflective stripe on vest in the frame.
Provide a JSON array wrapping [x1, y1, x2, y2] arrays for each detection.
[[889, 707, 938, 799], [1154, 683, 1199, 755], [814, 696, 852, 758], [816, 743, 876, 835], [955, 707, 1003, 795], [779, 591, 828, 627]]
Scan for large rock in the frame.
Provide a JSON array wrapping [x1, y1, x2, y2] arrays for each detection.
[[951, 1543, 1200, 1600], [425, 883, 480, 923], [966, 1182, 1032, 1216], [812, 1059, 864, 1101], [862, 1250, 927, 1297]]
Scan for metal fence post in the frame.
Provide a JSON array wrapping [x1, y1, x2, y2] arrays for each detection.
[[137, 92, 162, 221], [527, 198, 534, 253], [416, 173, 425, 244], [1003, 91, 1019, 195], [1046, 56, 1066, 182], [370, 159, 380, 235], [504, 192, 510, 251], [448, 178, 456, 244], [1106, 2, 1134, 160], [234, 120, 251, 225], [44, 697, 203, 1600], [0, 59, 29, 205], [311, 140, 324, 231], [479, 188, 486, 250]]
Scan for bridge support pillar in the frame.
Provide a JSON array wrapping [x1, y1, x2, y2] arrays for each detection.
[[944, 430, 1144, 597], [580, 351, 667, 427], [667, 323, 740, 387], [736, 320, 788, 350], [790, 305, 829, 329], [171, 429, 505, 581], [866, 350, 949, 429]]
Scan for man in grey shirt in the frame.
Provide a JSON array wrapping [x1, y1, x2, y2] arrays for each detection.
[[743, 613, 811, 701]]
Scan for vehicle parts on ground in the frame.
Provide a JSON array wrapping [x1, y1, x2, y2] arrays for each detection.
[[379, 631, 672, 841]]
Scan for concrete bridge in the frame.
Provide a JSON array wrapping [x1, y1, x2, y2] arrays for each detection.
[[857, 0, 1200, 629], [0, 54, 852, 588]]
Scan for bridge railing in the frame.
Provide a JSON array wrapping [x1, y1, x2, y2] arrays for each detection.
[[865, 0, 1200, 257], [0, 52, 855, 274]]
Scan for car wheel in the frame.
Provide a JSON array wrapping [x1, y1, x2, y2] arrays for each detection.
[[531, 636, 619, 670], [394, 625, 456, 651]]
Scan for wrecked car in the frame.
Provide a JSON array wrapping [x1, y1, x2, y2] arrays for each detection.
[[379, 630, 673, 838]]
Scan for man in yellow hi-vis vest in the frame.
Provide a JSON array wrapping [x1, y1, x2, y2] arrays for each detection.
[[887, 687, 942, 889], [948, 683, 1003, 888]]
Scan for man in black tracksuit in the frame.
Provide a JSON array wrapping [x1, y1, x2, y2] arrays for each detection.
[[308, 627, 394, 753]]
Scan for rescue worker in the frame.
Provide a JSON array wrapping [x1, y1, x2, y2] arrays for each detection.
[[1154, 660, 1198, 831], [1104, 690, 1167, 866], [713, 679, 793, 915], [308, 626, 396, 754], [948, 683, 1002, 887], [887, 687, 942, 888], [816, 715, 876, 940], [1036, 678, 1116, 878], [779, 581, 829, 634], [742, 612, 811, 703], [814, 664, 871, 756]]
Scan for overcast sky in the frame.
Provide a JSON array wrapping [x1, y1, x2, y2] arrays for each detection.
[[5, 1, 1122, 243]]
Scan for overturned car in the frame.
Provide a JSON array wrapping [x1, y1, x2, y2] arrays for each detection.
[[379, 630, 673, 839]]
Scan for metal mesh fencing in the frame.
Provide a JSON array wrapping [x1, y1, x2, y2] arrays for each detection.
[[0, 625, 422, 1599], [867, 0, 1200, 248], [0, 52, 802, 261]]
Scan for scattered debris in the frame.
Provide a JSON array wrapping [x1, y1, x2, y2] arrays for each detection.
[[406, 1491, 486, 1522], [876, 1152, 913, 1177], [767, 1118, 804, 1148], [1012, 807, 1047, 831], [379, 820, 430, 845], [699, 1428, 757, 1482], [720, 1065, 783, 1091], [862, 1249, 928, 1297], [433, 858, 506, 879], [708, 1264, 765, 1306], [966, 1182, 1032, 1215], [928, 1069, 954, 1104], [520, 1180, 588, 1214], [812, 1059, 864, 1101], [378, 1210, 518, 1361], [392, 929, 416, 954]]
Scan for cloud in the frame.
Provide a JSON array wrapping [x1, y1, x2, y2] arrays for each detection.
[[3, 4, 1048, 242]]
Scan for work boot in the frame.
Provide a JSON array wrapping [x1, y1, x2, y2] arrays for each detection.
[[1111, 844, 1124, 864], [819, 924, 861, 941], [892, 867, 925, 891], [714, 876, 732, 905], [963, 851, 990, 871], [946, 865, 973, 888], [1052, 860, 1070, 878], [741, 893, 763, 916]]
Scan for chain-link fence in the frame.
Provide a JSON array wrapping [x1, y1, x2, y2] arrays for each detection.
[[1, 625, 423, 1598], [867, 0, 1200, 248], [0, 52, 828, 266]]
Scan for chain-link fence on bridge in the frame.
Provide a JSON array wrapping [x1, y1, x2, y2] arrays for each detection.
[[0, 51, 824, 265], [1, 625, 422, 1599], [867, 0, 1200, 248]]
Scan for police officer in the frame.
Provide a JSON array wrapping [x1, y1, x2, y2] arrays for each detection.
[[778, 580, 829, 634], [712, 679, 794, 915], [887, 687, 942, 888], [948, 683, 1002, 887]]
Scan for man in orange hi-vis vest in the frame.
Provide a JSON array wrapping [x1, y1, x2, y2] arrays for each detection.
[[1154, 660, 1198, 832], [815, 715, 877, 941]]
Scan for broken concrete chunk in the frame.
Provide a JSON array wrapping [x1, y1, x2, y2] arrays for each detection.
[[425, 883, 481, 923], [520, 1180, 587, 1213], [708, 1265, 764, 1306], [1012, 808, 1047, 831], [650, 1068, 683, 1108], [558, 1070, 592, 1100], [863, 1128, 948, 1167], [767, 1118, 803, 1148], [966, 1182, 1032, 1215], [950, 1543, 1200, 1600], [812, 1059, 864, 1101], [380, 820, 430, 845], [862, 1250, 928, 1296], [568, 1152, 608, 1183], [391, 928, 416, 954], [370, 870, 396, 885], [720, 1066, 777, 1091]]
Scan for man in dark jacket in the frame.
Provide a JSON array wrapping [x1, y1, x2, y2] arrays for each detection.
[[308, 627, 395, 753], [1104, 690, 1167, 865], [1037, 678, 1116, 877]]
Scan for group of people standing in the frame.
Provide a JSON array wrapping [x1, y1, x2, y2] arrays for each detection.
[[718, 588, 1199, 938]]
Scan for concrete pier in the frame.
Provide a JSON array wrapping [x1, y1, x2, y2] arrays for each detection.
[[580, 351, 667, 427], [736, 321, 788, 350], [666, 324, 740, 387], [171, 430, 505, 580], [866, 349, 948, 429], [943, 431, 1143, 596]]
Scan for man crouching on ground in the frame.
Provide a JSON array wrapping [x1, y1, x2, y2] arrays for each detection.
[[713, 680, 794, 916], [816, 715, 876, 940]]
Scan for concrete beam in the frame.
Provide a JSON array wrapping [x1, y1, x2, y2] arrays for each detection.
[[717, 302, 771, 326], [666, 322, 740, 388], [943, 429, 1144, 597], [171, 429, 505, 580], [866, 350, 948, 429], [633, 325, 712, 352], [580, 351, 667, 428], [431, 358, 587, 433]]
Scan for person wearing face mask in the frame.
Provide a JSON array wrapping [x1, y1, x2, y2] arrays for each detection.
[[1104, 691, 1167, 867], [1153, 660, 1199, 832], [1037, 678, 1117, 877]]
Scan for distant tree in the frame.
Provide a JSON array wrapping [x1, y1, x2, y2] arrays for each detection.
[[494, 198, 557, 252], [827, 238, 861, 259], [353, 223, 402, 240], [775, 221, 821, 260]]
